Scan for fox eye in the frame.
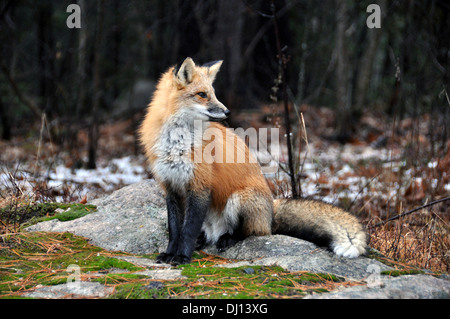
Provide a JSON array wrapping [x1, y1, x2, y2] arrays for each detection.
[[197, 92, 208, 99]]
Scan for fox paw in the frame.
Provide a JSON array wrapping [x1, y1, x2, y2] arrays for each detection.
[[216, 233, 239, 252], [195, 232, 207, 251], [156, 253, 174, 264], [170, 255, 191, 266]]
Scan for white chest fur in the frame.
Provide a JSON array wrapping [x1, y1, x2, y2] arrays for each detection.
[[151, 113, 204, 193]]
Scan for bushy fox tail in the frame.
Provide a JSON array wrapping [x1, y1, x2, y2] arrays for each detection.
[[272, 199, 367, 258]]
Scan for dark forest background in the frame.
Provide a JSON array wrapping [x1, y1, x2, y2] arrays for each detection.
[[0, 0, 449, 168]]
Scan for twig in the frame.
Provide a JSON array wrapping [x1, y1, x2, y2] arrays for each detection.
[[440, 85, 450, 107], [0, 54, 41, 118], [347, 173, 380, 211], [369, 196, 450, 229], [34, 113, 46, 178], [241, 0, 299, 65], [271, 0, 298, 199]]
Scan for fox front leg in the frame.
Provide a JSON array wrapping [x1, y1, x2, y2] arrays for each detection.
[[170, 190, 210, 266], [157, 190, 184, 264]]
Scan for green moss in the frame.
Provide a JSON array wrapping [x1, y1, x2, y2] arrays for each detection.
[[381, 269, 425, 277], [1, 236, 353, 299], [23, 203, 97, 225], [111, 283, 164, 299], [108, 256, 346, 299], [1, 219, 355, 299], [92, 273, 149, 285], [0, 232, 141, 297], [42, 204, 97, 222], [0, 202, 97, 231]]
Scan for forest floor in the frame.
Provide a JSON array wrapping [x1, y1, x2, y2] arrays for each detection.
[[0, 105, 449, 275], [0, 229, 391, 299]]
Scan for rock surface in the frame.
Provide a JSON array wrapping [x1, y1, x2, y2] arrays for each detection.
[[116, 256, 186, 280], [27, 180, 168, 254], [207, 235, 392, 280], [305, 275, 450, 299], [25, 282, 113, 299], [27, 180, 450, 299]]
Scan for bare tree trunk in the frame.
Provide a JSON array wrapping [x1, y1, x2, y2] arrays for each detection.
[[354, 0, 385, 114], [36, 0, 55, 117], [75, 0, 87, 117], [335, 0, 351, 139], [0, 96, 11, 140], [112, 0, 121, 99], [68, 0, 87, 156], [88, 0, 104, 169], [214, 0, 244, 107]]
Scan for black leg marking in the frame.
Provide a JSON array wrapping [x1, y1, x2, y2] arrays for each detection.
[[157, 190, 183, 264], [172, 190, 210, 265]]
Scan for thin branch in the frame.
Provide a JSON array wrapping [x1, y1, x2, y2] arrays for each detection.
[[347, 173, 381, 211], [369, 196, 450, 229], [0, 54, 41, 118], [241, 0, 299, 65]]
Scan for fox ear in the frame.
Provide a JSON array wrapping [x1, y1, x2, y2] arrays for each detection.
[[205, 60, 223, 82], [174, 57, 195, 87]]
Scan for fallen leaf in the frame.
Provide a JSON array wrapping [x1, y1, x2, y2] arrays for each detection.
[[80, 195, 87, 204], [404, 181, 426, 201]]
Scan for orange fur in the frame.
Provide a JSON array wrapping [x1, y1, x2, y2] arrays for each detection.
[[191, 123, 271, 212]]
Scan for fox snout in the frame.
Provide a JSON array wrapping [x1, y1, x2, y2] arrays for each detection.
[[207, 103, 230, 121]]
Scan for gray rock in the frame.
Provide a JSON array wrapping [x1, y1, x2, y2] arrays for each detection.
[[27, 180, 168, 254], [144, 281, 164, 290], [243, 268, 255, 274], [115, 256, 186, 280], [134, 268, 186, 280], [306, 275, 450, 299], [115, 256, 171, 268], [24, 282, 113, 299], [210, 235, 392, 280]]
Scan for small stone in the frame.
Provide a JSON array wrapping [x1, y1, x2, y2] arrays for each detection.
[[243, 268, 255, 274], [144, 281, 164, 290]]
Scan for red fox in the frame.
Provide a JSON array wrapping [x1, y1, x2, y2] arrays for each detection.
[[139, 57, 367, 265]]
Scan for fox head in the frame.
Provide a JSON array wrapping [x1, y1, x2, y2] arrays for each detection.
[[172, 57, 229, 122]]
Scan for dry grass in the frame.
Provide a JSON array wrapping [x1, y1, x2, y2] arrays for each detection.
[[367, 210, 449, 272], [265, 104, 449, 274]]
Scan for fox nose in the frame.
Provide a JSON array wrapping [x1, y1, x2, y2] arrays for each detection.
[[224, 109, 230, 117]]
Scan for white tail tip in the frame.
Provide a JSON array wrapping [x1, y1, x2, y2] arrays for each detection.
[[333, 242, 365, 258]]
